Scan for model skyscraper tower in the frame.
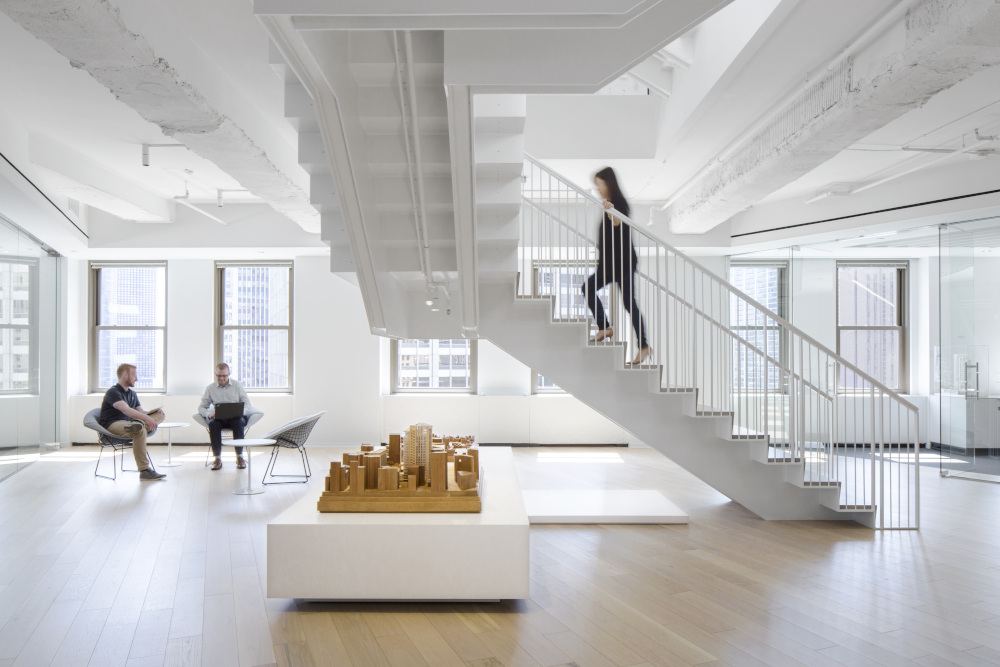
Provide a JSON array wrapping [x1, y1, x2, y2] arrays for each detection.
[[404, 422, 432, 480]]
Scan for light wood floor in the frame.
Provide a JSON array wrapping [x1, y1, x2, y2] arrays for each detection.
[[0, 444, 996, 667]]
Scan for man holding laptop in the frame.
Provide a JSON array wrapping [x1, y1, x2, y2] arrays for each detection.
[[199, 362, 255, 471]]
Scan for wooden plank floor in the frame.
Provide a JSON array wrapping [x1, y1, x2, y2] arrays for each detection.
[[0, 444, 996, 667]]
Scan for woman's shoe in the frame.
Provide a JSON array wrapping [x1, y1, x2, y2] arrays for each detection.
[[631, 346, 651, 365], [593, 327, 614, 342]]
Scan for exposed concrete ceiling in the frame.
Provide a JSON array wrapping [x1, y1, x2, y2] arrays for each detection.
[[0, 0, 319, 233], [0, 0, 998, 269]]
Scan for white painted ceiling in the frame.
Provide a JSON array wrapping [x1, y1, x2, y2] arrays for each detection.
[[0, 0, 997, 260]]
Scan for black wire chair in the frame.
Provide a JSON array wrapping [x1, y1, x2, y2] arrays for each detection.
[[83, 408, 137, 480], [259, 411, 326, 485]]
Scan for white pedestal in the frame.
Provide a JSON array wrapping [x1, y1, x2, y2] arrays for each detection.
[[266, 447, 529, 600], [522, 490, 689, 524]]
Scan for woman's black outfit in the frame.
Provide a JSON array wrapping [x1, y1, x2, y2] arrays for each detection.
[[582, 197, 648, 349]]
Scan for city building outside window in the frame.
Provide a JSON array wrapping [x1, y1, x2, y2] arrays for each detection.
[[0, 259, 37, 394], [533, 263, 589, 320], [215, 261, 293, 392], [90, 262, 167, 391], [836, 262, 908, 392], [728, 262, 787, 392], [391, 339, 477, 393]]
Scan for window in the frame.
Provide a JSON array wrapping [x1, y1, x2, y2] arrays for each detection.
[[532, 371, 564, 393], [837, 263, 907, 392], [533, 263, 590, 321], [391, 339, 477, 393], [729, 262, 787, 391], [0, 259, 37, 394], [90, 262, 167, 391], [216, 262, 292, 392]]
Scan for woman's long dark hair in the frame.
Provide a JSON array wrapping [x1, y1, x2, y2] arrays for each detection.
[[595, 166, 628, 216]]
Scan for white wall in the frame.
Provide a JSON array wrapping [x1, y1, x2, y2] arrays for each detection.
[[68, 255, 383, 445], [67, 255, 637, 446]]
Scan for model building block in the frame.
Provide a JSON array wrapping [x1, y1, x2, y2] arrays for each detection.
[[407, 475, 418, 491], [378, 467, 399, 491], [406, 465, 425, 487], [455, 454, 473, 474], [349, 461, 364, 495], [388, 434, 401, 464], [328, 462, 344, 492], [456, 470, 477, 490], [430, 451, 448, 492], [470, 447, 479, 474], [361, 443, 374, 452], [363, 454, 381, 489]]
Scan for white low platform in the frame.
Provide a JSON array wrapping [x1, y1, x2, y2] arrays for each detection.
[[267, 447, 529, 601], [522, 490, 689, 524]]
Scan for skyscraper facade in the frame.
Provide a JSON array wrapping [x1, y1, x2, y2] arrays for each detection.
[[222, 266, 289, 389], [98, 266, 161, 388]]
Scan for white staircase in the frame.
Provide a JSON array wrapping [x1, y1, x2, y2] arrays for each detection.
[[478, 157, 920, 528], [263, 20, 920, 528]]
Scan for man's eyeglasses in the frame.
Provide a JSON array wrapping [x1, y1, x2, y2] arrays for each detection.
[[215, 374, 230, 379]]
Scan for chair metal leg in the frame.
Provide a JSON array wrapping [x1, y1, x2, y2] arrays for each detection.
[[262, 445, 311, 484], [95, 444, 116, 480]]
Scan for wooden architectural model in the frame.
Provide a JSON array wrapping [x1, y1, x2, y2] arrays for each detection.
[[317, 425, 482, 513]]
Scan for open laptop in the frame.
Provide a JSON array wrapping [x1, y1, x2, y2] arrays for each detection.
[[215, 402, 244, 420]]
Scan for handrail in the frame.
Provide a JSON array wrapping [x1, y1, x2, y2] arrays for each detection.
[[525, 196, 800, 381], [523, 154, 917, 411], [521, 154, 919, 529]]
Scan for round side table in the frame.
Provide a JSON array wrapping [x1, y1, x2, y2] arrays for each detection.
[[157, 422, 189, 467], [232, 438, 274, 495]]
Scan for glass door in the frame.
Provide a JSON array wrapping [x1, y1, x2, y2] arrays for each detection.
[[940, 223, 978, 476]]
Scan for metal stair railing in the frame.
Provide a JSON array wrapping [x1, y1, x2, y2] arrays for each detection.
[[520, 155, 919, 529]]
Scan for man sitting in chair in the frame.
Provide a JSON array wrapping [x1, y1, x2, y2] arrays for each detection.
[[99, 363, 166, 480], [199, 363, 254, 471]]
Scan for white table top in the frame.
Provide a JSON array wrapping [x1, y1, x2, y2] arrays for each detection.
[[158, 422, 189, 429], [230, 438, 274, 446]]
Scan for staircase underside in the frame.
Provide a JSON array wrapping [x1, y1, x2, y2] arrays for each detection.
[[480, 281, 875, 524]]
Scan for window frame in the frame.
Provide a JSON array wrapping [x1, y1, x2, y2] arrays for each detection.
[[390, 338, 478, 394], [214, 261, 294, 394], [728, 260, 789, 393], [835, 261, 909, 394], [89, 261, 168, 394], [532, 370, 564, 394], [0, 256, 39, 395]]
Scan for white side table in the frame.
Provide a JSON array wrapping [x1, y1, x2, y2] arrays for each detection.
[[157, 422, 189, 468], [233, 438, 274, 495]]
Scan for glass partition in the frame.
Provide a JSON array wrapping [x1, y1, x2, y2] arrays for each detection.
[[939, 218, 1000, 480], [0, 213, 59, 481]]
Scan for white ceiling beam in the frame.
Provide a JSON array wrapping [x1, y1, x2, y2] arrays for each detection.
[[29, 135, 174, 223], [628, 58, 674, 98], [0, 0, 320, 232], [665, 0, 1000, 234]]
